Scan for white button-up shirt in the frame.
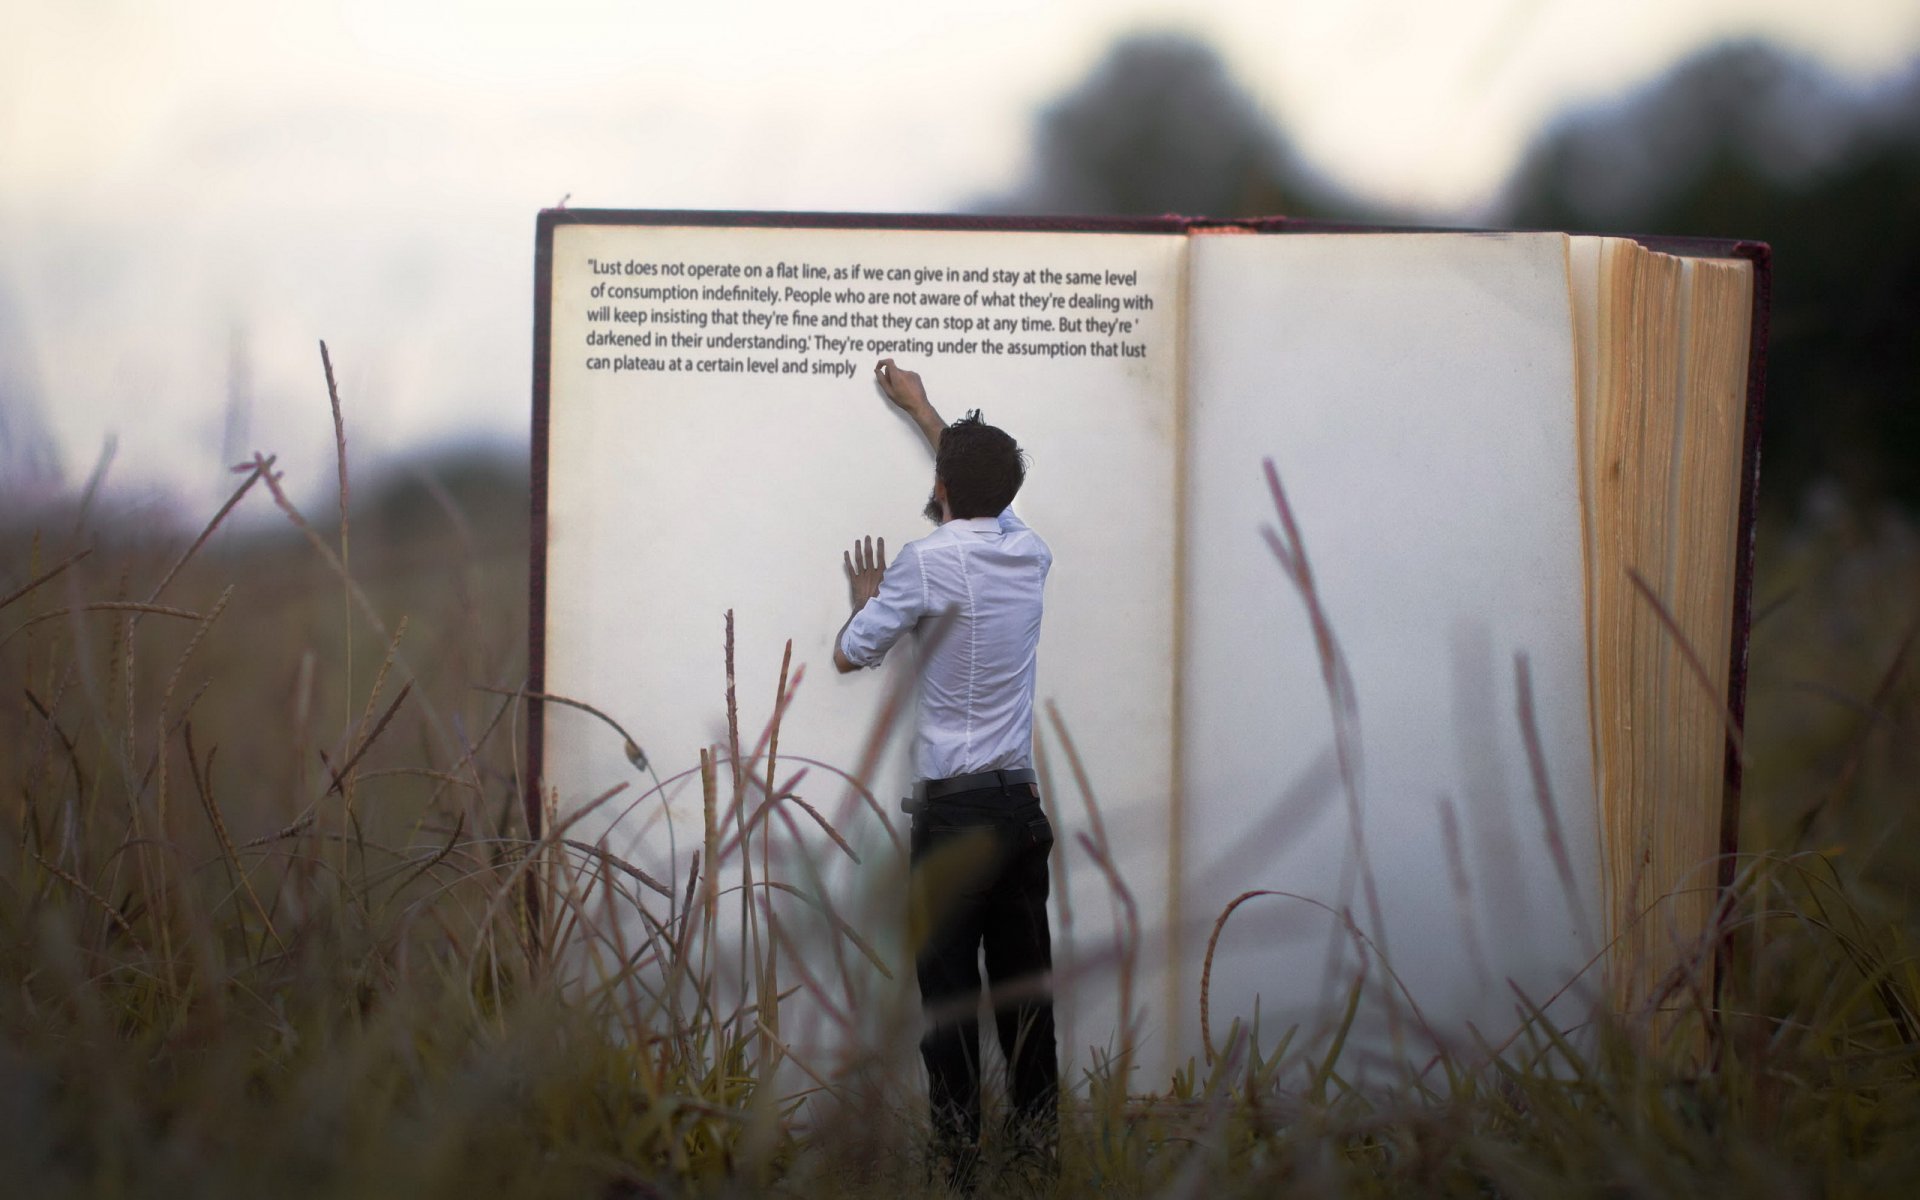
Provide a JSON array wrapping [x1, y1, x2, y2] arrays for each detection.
[[838, 508, 1051, 781]]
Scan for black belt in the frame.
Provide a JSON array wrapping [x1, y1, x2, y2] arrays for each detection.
[[911, 767, 1038, 805]]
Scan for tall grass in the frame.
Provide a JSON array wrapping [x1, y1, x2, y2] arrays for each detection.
[[4, 358, 1918, 1196]]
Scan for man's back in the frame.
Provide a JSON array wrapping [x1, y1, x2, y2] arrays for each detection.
[[840, 509, 1051, 780]]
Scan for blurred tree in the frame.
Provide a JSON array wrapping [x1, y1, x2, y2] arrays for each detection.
[[983, 33, 1367, 219], [1502, 41, 1920, 512], [0, 284, 62, 495], [353, 445, 530, 558]]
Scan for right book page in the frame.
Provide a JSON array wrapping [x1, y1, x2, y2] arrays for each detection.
[[1177, 231, 1604, 1073]]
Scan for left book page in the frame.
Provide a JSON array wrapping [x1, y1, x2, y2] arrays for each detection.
[[539, 220, 1187, 1065]]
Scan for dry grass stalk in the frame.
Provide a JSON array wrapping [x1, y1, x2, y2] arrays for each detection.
[[0, 545, 92, 611], [1260, 456, 1395, 1039]]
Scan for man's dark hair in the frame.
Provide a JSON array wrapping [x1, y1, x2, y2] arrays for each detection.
[[935, 409, 1027, 518]]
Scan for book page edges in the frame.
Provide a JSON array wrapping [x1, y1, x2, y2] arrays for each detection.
[[1574, 236, 1753, 1020]]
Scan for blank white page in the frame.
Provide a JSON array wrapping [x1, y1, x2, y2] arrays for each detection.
[[1178, 232, 1602, 1077]]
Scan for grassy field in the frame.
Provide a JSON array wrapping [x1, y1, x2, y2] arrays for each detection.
[[3, 420, 1917, 1197]]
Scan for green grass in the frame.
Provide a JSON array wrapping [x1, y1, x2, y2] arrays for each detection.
[[4, 422, 1918, 1196]]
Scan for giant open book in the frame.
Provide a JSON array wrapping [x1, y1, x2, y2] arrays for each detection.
[[530, 211, 1767, 1081]]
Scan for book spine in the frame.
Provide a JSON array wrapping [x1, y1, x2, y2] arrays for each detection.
[[1720, 241, 1772, 885], [528, 213, 558, 843]]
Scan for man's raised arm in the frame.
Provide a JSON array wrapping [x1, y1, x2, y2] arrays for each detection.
[[875, 358, 945, 453], [834, 360, 942, 675]]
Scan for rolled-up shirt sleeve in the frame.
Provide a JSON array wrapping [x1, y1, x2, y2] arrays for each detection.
[[838, 542, 927, 669]]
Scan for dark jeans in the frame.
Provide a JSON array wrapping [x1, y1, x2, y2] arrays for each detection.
[[909, 784, 1059, 1163]]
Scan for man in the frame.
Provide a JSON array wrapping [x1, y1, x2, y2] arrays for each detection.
[[834, 358, 1059, 1186]]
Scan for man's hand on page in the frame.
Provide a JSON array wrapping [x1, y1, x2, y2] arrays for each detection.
[[874, 358, 928, 413], [845, 535, 886, 613], [875, 359, 945, 449]]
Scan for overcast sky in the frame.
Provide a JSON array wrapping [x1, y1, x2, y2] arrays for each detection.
[[3, 0, 1917, 509]]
